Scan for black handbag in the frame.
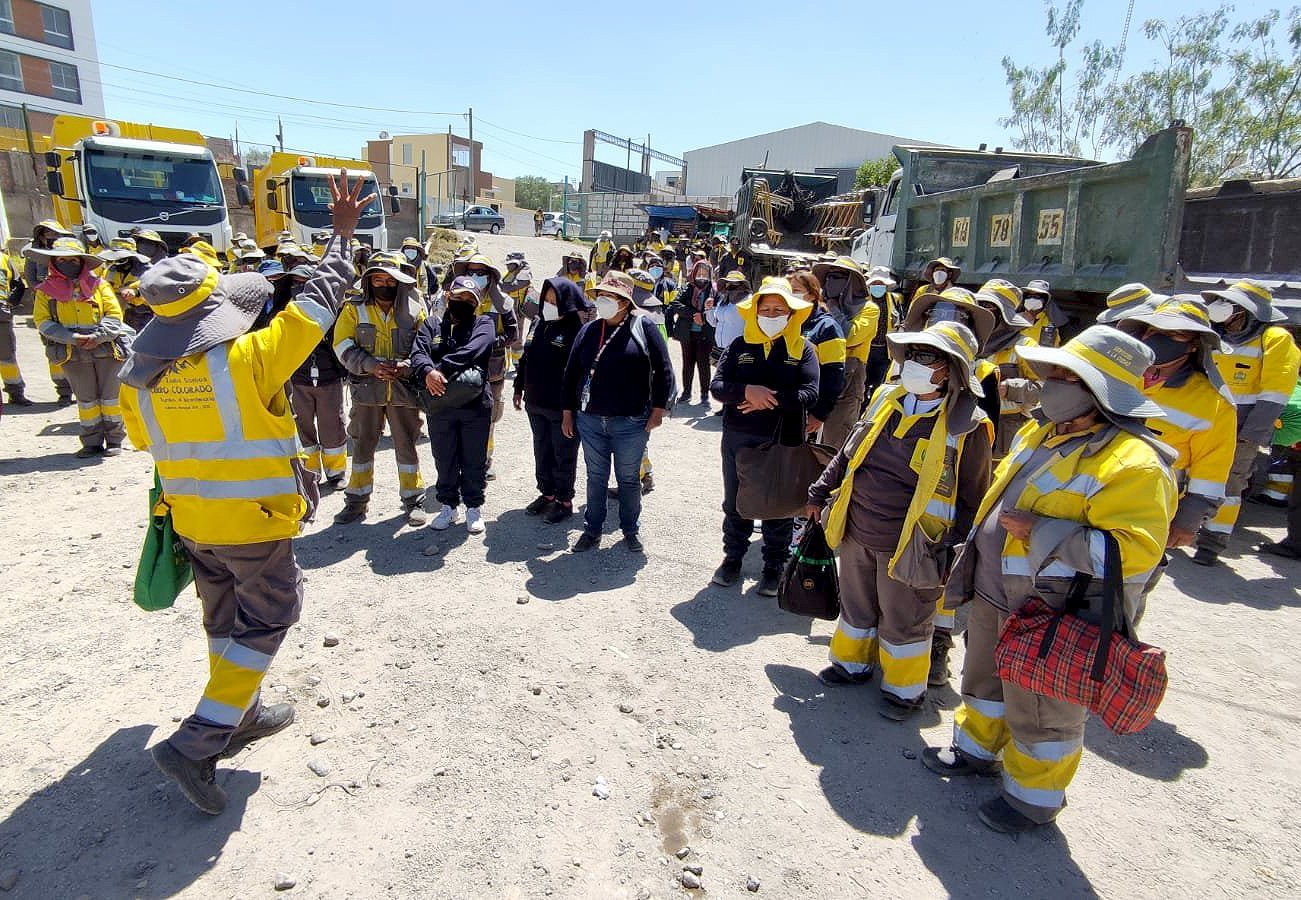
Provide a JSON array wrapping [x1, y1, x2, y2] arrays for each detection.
[[778, 522, 841, 620], [415, 367, 485, 416], [735, 437, 836, 520]]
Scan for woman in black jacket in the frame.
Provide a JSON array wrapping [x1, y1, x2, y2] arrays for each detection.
[[410, 275, 497, 535], [709, 276, 821, 596], [672, 259, 716, 404], [513, 277, 593, 524]]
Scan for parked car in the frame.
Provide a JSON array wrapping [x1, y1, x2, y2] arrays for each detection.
[[458, 206, 505, 234], [540, 211, 579, 237]]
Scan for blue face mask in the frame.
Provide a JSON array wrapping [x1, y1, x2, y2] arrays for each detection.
[[869, 284, 887, 299]]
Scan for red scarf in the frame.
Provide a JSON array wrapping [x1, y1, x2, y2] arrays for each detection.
[[38, 268, 102, 303]]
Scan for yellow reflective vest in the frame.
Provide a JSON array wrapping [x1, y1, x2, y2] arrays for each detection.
[[33, 279, 123, 365], [1023, 311, 1061, 348], [121, 293, 338, 545], [824, 384, 991, 578], [1214, 324, 1300, 410], [844, 303, 881, 363], [1142, 369, 1237, 515]]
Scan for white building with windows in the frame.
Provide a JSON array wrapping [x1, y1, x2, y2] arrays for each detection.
[[0, 0, 103, 132]]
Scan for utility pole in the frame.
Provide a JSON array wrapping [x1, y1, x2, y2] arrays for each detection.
[[276, 117, 284, 152], [419, 149, 426, 235], [467, 107, 475, 204]]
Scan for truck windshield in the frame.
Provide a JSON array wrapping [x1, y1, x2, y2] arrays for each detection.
[[291, 174, 382, 227], [85, 148, 223, 205]]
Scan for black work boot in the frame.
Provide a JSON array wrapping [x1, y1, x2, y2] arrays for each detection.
[[710, 559, 742, 587], [333, 501, 367, 525], [5, 387, 33, 407], [756, 567, 781, 597], [928, 631, 954, 687], [218, 703, 296, 759], [151, 740, 227, 815]]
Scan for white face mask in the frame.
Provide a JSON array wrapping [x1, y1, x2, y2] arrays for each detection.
[[542, 302, 560, 321], [470, 274, 490, 291], [1023, 297, 1044, 312], [932, 269, 949, 285], [595, 297, 622, 321], [1206, 299, 1236, 323], [757, 314, 789, 338], [900, 359, 943, 395], [649, 266, 664, 279]]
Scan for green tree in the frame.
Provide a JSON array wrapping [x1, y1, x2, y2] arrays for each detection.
[[1225, 8, 1301, 179], [854, 156, 900, 189], [514, 175, 552, 210]]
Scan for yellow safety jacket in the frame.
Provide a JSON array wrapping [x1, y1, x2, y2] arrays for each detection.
[[1214, 325, 1300, 410], [107, 266, 143, 307], [33, 280, 123, 365], [984, 421, 1174, 589], [844, 303, 881, 363], [824, 384, 990, 577], [120, 287, 338, 545], [1023, 311, 1061, 348], [988, 337, 1039, 415], [1142, 370, 1237, 509], [333, 297, 426, 406]]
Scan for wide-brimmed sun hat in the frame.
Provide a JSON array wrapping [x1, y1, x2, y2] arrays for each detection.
[[1201, 278, 1286, 323], [975, 279, 1032, 328], [589, 270, 635, 303], [97, 237, 149, 265], [865, 266, 897, 288], [131, 253, 272, 360], [1097, 283, 1164, 324], [26, 236, 98, 266], [887, 321, 984, 397], [751, 275, 813, 312], [1018, 325, 1164, 418], [1119, 295, 1231, 398], [362, 251, 416, 285], [627, 268, 663, 309], [904, 286, 997, 349]]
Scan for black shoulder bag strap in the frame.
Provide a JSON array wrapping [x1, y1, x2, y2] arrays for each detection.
[[1037, 530, 1121, 685]]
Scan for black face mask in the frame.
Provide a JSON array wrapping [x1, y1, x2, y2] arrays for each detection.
[[1144, 333, 1192, 366], [137, 241, 164, 258], [53, 259, 83, 278], [449, 301, 476, 322], [371, 283, 397, 302]]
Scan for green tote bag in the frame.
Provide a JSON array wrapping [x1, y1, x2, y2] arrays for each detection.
[[132, 470, 194, 611]]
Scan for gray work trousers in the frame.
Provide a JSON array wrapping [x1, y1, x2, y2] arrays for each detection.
[[61, 355, 125, 447]]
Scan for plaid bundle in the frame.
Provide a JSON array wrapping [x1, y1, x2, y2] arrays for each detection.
[[995, 597, 1169, 735]]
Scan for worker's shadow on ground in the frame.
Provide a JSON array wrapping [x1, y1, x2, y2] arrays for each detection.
[[0, 448, 94, 477], [672, 404, 723, 432], [296, 512, 468, 577], [764, 664, 1099, 897], [0, 724, 257, 898], [1163, 547, 1300, 610], [670, 585, 813, 651], [1085, 717, 1208, 782]]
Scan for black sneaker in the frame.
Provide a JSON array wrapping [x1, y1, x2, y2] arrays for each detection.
[[625, 533, 645, 553], [641, 474, 654, 495], [572, 532, 599, 553], [75, 444, 104, 458], [678, 392, 692, 405], [57, 395, 74, 408], [879, 692, 926, 721], [756, 567, 781, 597], [818, 664, 874, 686], [921, 745, 1001, 778], [151, 740, 227, 815], [1191, 547, 1220, 567], [710, 559, 742, 587], [977, 795, 1042, 834], [543, 501, 573, 524], [525, 495, 553, 516], [5, 390, 33, 407], [1260, 540, 1301, 560], [218, 703, 296, 759]]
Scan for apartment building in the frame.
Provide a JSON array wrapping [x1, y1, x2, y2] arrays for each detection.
[[0, 0, 104, 133]]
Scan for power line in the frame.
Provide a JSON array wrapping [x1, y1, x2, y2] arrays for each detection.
[[474, 116, 581, 145]]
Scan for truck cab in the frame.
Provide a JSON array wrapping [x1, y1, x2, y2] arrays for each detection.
[[251, 154, 395, 251], [851, 175, 900, 273], [44, 117, 233, 253]]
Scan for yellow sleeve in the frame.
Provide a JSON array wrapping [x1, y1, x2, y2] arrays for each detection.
[[816, 336, 847, 365], [96, 281, 123, 320], [1185, 393, 1237, 497], [247, 302, 329, 405], [332, 302, 359, 356], [846, 305, 879, 361], [32, 289, 53, 332], [1017, 335, 1040, 380], [1089, 450, 1176, 579], [1261, 327, 1301, 404], [119, 384, 149, 451]]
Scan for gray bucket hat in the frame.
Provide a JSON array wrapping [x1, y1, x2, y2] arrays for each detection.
[[903, 287, 997, 350], [129, 254, 272, 362], [1018, 325, 1164, 419], [887, 321, 984, 397], [1119, 295, 1232, 399], [1097, 283, 1165, 324], [974, 279, 1032, 328], [1201, 279, 1287, 323], [361, 251, 416, 286]]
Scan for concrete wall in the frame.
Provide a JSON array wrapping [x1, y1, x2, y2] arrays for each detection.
[[684, 121, 940, 199], [575, 191, 731, 243], [0, 148, 53, 243]]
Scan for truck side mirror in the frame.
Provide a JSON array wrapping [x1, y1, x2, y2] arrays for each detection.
[[389, 196, 401, 215], [387, 185, 398, 197], [265, 179, 278, 192], [235, 183, 252, 207], [232, 167, 248, 184], [267, 191, 278, 212], [45, 170, 64, 197], [44, 151, 60, 169]]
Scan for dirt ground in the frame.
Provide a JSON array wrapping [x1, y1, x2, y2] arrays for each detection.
[[0, 231, 1298, 899]]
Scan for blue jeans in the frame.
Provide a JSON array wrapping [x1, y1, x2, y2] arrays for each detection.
[[577, 412, 650, 538]]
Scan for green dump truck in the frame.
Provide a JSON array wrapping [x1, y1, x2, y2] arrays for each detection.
[[849, 126, 1195, 309]]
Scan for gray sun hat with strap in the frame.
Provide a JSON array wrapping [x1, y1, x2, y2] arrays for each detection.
[[1119, 295, 1232, 400], [1201, 278, 1287, 323], [119, 254, 273, 389], [887, 320, 984, 397], [1097, 282, 1164, 324]]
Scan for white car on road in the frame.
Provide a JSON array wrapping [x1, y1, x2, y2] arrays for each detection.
[[539, 212, 579, 237]]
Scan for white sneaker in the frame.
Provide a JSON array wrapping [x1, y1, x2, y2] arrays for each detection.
[[465, 507, 485, 534], [430, 504, 461, 530]]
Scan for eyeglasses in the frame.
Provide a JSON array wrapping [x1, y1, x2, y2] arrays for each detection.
[[927, 303, 972, 326], [905, 348, 946, 365]]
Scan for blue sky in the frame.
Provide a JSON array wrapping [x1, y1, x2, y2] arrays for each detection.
[[87, 0, 1280, 182]]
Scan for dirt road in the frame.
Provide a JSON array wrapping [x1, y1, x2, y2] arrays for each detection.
[[0, 233, 1297, 898]]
